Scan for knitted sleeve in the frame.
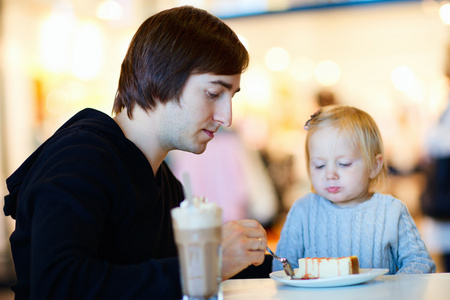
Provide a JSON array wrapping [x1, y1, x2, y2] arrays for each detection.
[[272, 194, 311, 271], [394, 202, 436, 274]]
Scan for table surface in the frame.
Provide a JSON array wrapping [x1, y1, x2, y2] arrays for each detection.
[[221, 273, 450, 300]]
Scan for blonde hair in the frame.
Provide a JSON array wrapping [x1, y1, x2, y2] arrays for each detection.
[[304, 105, 387, 192]]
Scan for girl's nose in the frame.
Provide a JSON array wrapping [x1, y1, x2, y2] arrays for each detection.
[[326, 166, 338, 180]]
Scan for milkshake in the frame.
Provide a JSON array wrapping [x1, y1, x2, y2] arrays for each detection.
[[171, 197, 222, 300]]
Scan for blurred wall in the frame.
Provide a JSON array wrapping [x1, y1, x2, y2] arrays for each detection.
[[2, 0, 448, 177]]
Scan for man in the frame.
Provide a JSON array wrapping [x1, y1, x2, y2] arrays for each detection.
[[4, 6, 267, 299]]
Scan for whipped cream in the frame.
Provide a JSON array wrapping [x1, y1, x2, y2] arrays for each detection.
[[171, 197, 222, 229]]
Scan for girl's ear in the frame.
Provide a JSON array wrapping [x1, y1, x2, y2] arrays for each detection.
[[369, 154, 383, 179]]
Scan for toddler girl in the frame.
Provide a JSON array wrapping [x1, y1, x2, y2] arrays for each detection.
[[273, 105, 435, 274]]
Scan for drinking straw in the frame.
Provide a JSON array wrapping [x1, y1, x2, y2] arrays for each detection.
[[182, 172, 193, 206]]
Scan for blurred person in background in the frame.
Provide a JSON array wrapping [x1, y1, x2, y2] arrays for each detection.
[[168, 128, 279, 227], [420, 44, 450, 272], [316, 89, 337, 107], [3, 6, 267, 300]]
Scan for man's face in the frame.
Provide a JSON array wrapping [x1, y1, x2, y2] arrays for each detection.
[[157, 73, 241, 154]]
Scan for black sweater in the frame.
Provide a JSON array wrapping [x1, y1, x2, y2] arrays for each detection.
[[4, 108, 184, 299]]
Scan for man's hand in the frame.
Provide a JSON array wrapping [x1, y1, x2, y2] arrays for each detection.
[[221, 219, 267, 280]]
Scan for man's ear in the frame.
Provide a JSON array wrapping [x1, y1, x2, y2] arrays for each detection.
[[369, 154, 383, 179]]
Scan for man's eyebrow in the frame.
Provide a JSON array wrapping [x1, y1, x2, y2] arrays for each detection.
[[210, 80, 241, 93]]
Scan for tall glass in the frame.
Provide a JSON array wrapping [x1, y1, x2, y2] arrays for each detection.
[[171, 198, 222, 300]]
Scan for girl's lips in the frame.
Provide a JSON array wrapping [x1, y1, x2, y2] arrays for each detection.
[[326, 186, 340, 193]]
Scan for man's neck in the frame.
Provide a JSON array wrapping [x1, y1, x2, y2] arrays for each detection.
[[113, 106, 167, 176]]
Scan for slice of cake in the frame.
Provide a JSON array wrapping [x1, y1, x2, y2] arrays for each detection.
[[296, 256, 359, 279]]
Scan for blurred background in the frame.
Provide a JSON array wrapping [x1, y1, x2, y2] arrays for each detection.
[[2, 0, 450, 296]]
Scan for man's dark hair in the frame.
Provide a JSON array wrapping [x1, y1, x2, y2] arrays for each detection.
[[113, 6, 249, 118]]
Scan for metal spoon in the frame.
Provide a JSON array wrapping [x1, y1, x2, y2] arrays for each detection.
[[266, 246, 295, 279]]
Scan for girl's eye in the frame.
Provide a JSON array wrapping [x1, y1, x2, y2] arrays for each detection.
[[314, 165, 325, 169]]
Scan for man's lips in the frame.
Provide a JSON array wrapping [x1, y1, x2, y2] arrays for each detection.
[[203, 129, 216, 138], [326, 186, 340, 193]]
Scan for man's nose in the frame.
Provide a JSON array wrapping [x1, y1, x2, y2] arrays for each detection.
[[213, 98, 232, 127]]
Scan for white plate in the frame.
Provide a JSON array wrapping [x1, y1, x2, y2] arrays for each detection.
[[269, 268, 389, 288]]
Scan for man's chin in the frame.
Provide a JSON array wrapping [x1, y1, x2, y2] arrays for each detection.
[[183, 143, 208, 155], [193, 146, 207, 155]]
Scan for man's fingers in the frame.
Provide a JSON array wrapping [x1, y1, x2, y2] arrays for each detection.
[[250, 250, 266, 266], [220, 219, 268, 279], [233, 219, 263, 228], [224, 220, 266, 238], [251, 237, 267, 251]]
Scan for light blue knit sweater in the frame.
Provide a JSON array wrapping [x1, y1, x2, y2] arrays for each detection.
[[273, 193, 436, 274]]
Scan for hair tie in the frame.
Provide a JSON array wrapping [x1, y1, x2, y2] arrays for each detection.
[[304, 108, 322, 130]]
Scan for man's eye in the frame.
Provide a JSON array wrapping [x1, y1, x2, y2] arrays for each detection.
[[207, 91, 219, 98]]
